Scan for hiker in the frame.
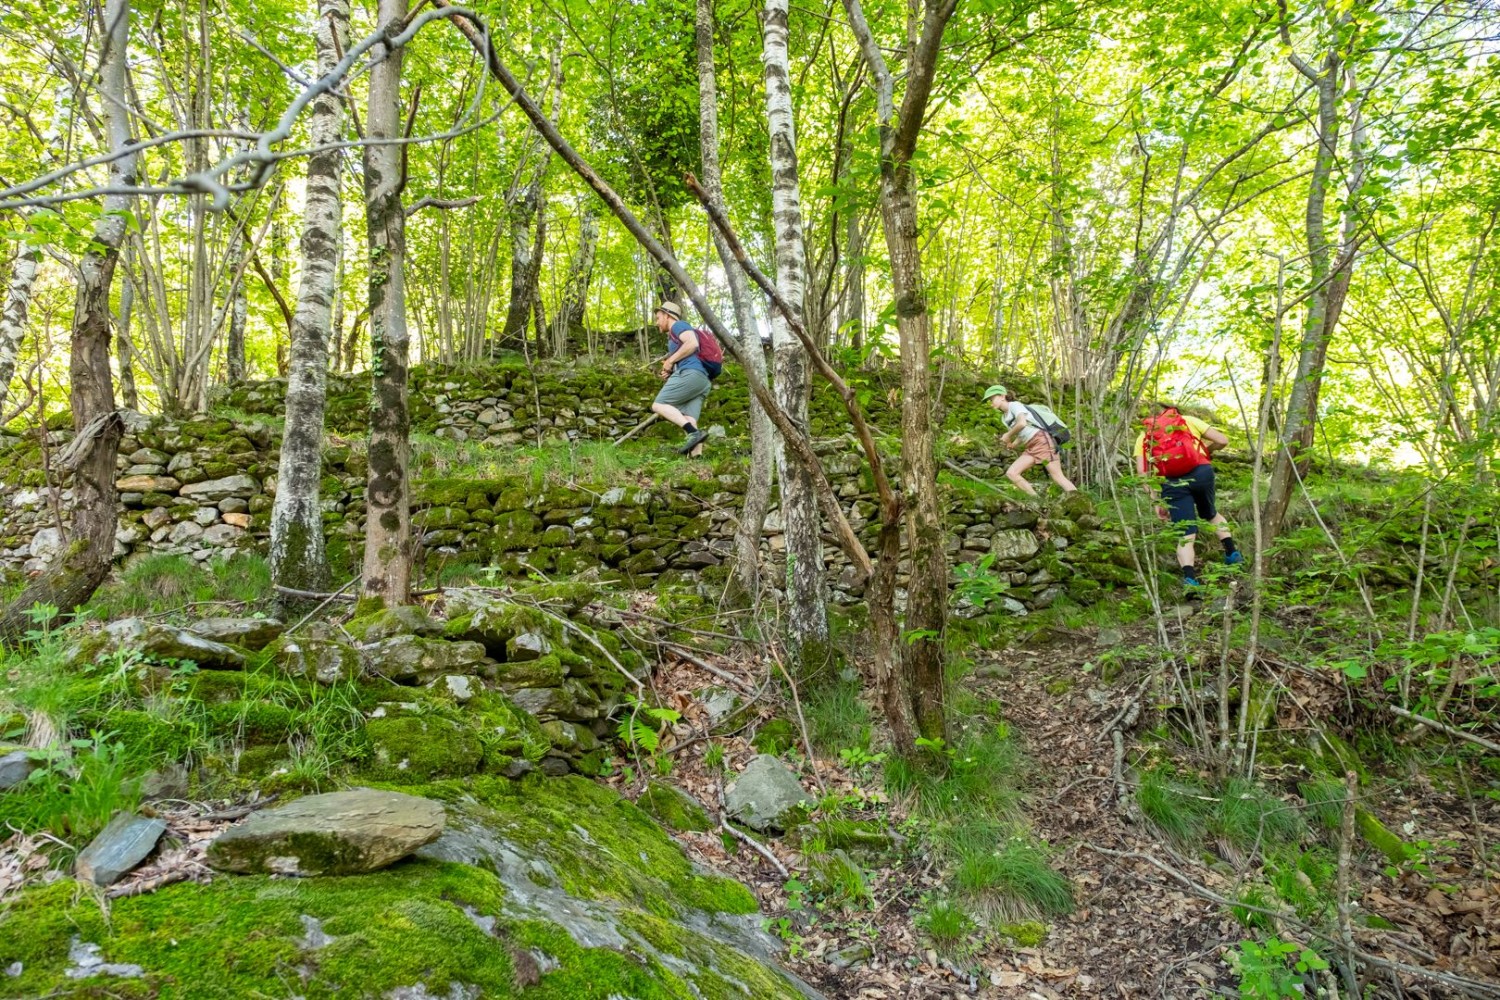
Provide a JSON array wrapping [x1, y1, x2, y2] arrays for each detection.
[[649, 301, 711, 456], [1135, 401, 1244, 589], [984, 385, 1078, 497]]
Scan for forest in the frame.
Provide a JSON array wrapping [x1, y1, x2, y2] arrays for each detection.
[[0, 0, 1497, 996]]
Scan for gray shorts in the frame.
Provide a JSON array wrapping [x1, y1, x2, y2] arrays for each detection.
[[653, 369, 711, 420]]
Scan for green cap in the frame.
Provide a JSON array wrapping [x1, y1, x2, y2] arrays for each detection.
[[983, 385, 1008, 400]]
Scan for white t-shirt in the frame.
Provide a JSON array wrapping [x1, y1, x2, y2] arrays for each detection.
[[1004, 401, 1040, 443]]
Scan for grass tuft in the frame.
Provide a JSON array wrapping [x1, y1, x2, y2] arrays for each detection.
[[1136, 770, 1208, 845]]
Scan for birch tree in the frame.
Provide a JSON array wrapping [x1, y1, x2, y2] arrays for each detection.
[[270, 0, 349, 599], [764, 0, 829, 664], [697, 0, 774, 603], [0, 241, 40, 416], [362, 0, 414, 605]]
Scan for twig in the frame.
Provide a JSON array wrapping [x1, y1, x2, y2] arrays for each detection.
[[105, 868, 194, 899], [769, 645, 827, 796], [1387, 706, 1500, 753], [274, 584, 357, 602], [663, 642, 755, 694], [199, 794, 280, 822], [286, 576, 360, 633], [1336, 770, 1360, 997], [612, 413, 659, 446]]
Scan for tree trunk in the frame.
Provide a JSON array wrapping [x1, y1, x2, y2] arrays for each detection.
[[0, 0, 133, 638], [841, 0, 956, 748], [116, 249, 138, 410], [502, 186, 539, 344], [1264, 52, 1354, 542], [764, 0, 830, 668], [271, 0, 348, 600], [361, 0, 412, 606], [553, 202, 598, 357], [883, 168, 947, 741], [226, 227, 248, 383], [841, 209, 864, 355], [0, 243, 40, 416], [697, 0, 773, 605]]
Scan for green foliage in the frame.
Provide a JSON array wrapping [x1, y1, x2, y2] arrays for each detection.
[[85, 553, 272, 618], [916, 898, 976, 955], [804, 678, 872, 754], [950, 829, 1074, 919], [1228, 937, 1329, 999], [0, 735, 138, 843]]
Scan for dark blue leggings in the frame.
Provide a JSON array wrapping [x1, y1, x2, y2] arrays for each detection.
[[1161, 463, 1217, 535]]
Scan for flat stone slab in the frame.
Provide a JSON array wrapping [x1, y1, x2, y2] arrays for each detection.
[[189, 616, 285, 650], [207, 788, 445, 876], [74, 812, 167, 887], [725, 754, 813, 833], [102, 618, 248, 670], [179, 474, 259, 502]]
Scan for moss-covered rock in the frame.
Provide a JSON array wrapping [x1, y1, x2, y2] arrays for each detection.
[[364, 715, 484, 783], [637, 781, 714, 833]]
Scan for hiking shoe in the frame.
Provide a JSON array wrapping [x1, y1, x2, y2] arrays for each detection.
[[677, 429, 710, 455], [1224, 550, 1245, 567], [1182, 574, 1202, 591]]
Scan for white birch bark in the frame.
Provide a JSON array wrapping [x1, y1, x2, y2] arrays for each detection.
[[271, 0, 348, 597], [697, 0, 774, 603], [763, 0, 829, 662], [0, 244, 40, 416]]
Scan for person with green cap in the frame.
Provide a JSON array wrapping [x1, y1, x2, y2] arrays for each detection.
[[984, 385, 1078, 497]]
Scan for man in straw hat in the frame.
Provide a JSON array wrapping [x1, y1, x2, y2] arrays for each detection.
[[650, 301, 711, 456]]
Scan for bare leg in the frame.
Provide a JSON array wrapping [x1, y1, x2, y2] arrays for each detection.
[[1210, 513, 1231, 539], [651, 401, 691, 428], [1005, 453, 1039, 496], [1176, 532, 1197, 568], [1043, 458, 1077, 493]]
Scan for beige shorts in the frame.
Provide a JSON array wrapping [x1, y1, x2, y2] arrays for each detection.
[[1022, 433, 1057, 463]]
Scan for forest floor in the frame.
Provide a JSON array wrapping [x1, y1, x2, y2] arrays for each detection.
[[634, 604, 1500, 1000]]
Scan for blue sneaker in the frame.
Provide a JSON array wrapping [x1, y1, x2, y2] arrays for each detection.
[[1182, 573, 1201, 589], [1225, 550, 1244, 566]]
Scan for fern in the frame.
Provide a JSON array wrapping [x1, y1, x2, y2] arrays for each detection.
[[618, 715, 661, 753]]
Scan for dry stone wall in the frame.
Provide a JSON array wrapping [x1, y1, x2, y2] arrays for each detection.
[[0, 362, 1133, 610]]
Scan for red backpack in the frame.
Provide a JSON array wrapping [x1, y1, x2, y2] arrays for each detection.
[[1142, 408, 1209, 478], [692, 326, 725, 379]]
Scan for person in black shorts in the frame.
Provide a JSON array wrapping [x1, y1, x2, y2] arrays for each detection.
[[1135, 403, 1243, 589]]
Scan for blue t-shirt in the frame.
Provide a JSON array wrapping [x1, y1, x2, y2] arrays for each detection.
[[667, 320, 707, 376]]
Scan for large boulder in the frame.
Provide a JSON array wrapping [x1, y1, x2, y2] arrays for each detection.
[[725, 755, 814, 832], [207, 788, 445, 876], [990, 528, 1041, 562]]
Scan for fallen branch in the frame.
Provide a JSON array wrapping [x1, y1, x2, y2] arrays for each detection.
[[286, 576, 360, 633], [612, 412, 659, 446], [663, 642, 755, 694], [274, 584, 357, 602], [105, 868, 194, 899], [199, 794, 280, 822], [1388, 705, 1500, 754]]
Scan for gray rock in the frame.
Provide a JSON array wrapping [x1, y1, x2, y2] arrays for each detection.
[[0, 748, 38, 790], [507, 631, 551, 662], [266, 634, 362, 685], [192, 506, 221, 526], [201, 524, 246, 546], [990, 529, 1040, 562], [179, 474, 259, 502], [698, 687, 742, 729], [29, 527, 63, 561], [725, 754, 814, 832], [827, 942, 873, 970], [364, 635, 489, 684], [167, 521, 204, 545], [217, 497, 249, 514], [166, 451, 195, 474], [140, 764, 190, 801], [346, 605, 442, 643], [102, 618, 249, 669], [115, 474, 181, 493], [190, 616, 285, 651], [142, 507, 171, 531], [1000, 597, 1029, 616], [208, 788, 445, 876], [74, 812, 167, 887], [437, 675, 476, 702]]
